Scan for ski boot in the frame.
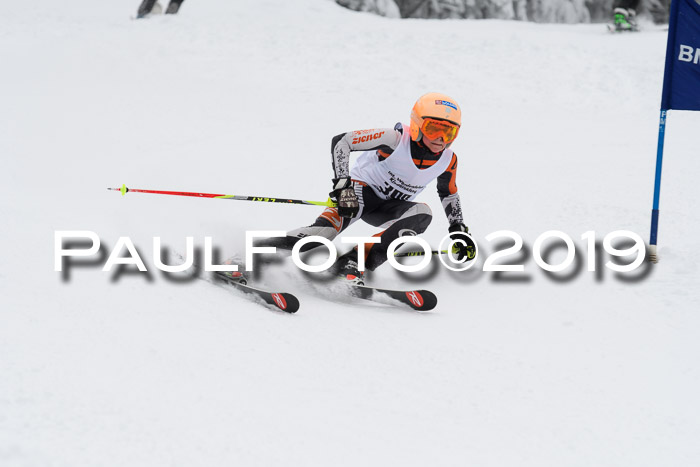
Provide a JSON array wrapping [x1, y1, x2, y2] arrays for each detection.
[[218, 270, 248, 285], [332, 250, 365, 286], [217, 257, 248, 285]]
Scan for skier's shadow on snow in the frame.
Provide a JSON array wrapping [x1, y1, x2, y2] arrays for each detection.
[[393, 257, 443, 284], [295, 249, 348, 284], [249, 253, 288, 282]]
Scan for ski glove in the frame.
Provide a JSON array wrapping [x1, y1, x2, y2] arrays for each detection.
[[330, 177, 360, 218], [448, 223, 476, 262]]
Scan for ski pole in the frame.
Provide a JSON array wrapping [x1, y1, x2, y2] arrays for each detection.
[[108, 184, 337, 207], [394, 250, 449, 257]]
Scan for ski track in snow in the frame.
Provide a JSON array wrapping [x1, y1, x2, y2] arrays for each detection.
[[1, 0, 699, 466]]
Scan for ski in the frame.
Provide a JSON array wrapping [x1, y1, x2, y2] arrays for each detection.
[[348, 284, 437, 311], [168, 250, 299, 314], [607, 24, 640, 33], [214, 271, 300, 314]]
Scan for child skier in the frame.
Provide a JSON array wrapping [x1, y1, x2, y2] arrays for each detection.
[[248, 92, 474, 285]]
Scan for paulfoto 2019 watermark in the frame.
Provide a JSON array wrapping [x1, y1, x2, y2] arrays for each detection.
[[54, 229, 648, 275]]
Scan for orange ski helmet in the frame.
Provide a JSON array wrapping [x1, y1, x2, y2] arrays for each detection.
[[409, 92, 462, 143]]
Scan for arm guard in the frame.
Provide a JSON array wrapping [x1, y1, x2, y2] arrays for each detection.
[[331, 125, 402, 178], [437, 153, 464, 225]]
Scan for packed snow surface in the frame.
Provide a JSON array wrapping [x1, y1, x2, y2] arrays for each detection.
[[1, 0, 699, 466]]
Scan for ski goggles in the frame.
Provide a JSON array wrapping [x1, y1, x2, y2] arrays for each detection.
[[421, 118, 460, 143]]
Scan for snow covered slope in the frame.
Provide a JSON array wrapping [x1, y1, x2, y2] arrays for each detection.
[[1, 0, 698, 466]]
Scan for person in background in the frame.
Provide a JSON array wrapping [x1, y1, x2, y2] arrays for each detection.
[[612, 0, 640, 31], [137, 0, 185, 18]]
